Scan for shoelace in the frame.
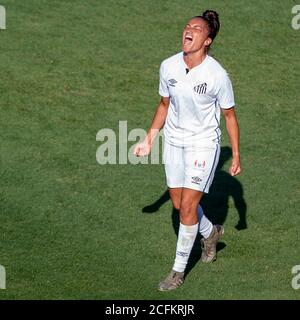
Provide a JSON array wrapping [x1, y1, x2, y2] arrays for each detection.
[[169, 273, 183, 285], [201, 236, 215, 254]]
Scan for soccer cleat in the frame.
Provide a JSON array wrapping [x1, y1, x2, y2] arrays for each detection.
[[158, 270, 185, 291], [200, 225, 224, 263]]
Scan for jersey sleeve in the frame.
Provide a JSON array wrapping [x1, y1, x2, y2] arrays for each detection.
[[216, 72, 235, 109], [158, 62, 170, 97]]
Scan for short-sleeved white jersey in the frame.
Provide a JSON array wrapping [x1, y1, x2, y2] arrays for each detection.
[[159, 52, 235, 147]]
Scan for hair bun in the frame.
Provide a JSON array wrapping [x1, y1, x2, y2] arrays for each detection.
[[202, 10, 219, 22], [201, 9, 220, 41]]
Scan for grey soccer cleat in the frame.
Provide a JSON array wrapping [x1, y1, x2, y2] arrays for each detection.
[[158, 270, 185, 291], [201, 225, 224, 263]]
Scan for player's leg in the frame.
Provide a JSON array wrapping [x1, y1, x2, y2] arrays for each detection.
[[169, 188, 213, 240], [158, 188, 202, 291], [197, 204, 213, 240], [168, 187, 182, 211], [159, 143, 192, 291], [185, 144, 224, 263], [158, 144, 223, 291], [169, 188, 217, 252]]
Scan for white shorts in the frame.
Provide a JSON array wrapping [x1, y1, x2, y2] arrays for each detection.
[[163, 142, 220, 193]]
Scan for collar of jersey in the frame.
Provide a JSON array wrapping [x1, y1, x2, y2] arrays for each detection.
[[181, 52, 210, 74]]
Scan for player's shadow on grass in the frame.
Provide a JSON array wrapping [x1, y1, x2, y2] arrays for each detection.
[[142, 146, 247, 274]]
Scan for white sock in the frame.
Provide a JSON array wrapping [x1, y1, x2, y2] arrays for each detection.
[[173, 223, 199, 273], [198, 205, 213, 239]]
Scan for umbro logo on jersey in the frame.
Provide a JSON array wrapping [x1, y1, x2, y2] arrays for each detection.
[[168, 79, 177, 87], [194, 82, 207, 94]]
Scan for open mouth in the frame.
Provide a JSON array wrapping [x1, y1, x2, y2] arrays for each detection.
[[184, 34, 193, 44]]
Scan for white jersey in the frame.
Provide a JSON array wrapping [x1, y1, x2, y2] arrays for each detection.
[[159, 52, 235, 147]]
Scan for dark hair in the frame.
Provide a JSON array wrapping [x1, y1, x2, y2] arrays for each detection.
[[195, 10, 220, 41]]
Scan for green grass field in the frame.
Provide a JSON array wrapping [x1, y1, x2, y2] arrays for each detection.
[[0, 0, 299, 299]]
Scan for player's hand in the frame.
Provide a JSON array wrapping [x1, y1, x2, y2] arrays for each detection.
[[133, 140, 152, 157], [229, 157, 241, 176]]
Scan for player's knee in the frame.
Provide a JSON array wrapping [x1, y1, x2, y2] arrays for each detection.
[[179, 201, 194, 217]]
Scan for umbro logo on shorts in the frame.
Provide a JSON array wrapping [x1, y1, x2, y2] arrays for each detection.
[[168, 79, 177, 87], [191, 176, 202, 185], [194, 82, 207, 94]]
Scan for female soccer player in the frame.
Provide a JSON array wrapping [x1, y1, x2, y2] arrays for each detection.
[[134, 10, 241, 291]]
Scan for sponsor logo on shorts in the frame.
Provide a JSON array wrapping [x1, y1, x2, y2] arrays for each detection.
[[194, 160, 206, 168], [191, 176, 202, 185]]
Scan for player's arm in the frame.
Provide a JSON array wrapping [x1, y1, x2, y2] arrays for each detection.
[[134, 96, 170, 157], [222, 107, 241, 176]]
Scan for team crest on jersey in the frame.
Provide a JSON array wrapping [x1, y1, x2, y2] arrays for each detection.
[[194, 82, 207, 94], [168, 79, 177, 87]]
